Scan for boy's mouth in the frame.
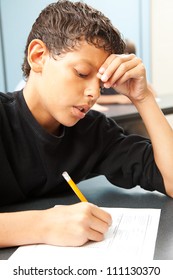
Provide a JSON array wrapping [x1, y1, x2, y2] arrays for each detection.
[[74, 105, 90, 114], [72, 105, 90, 119]]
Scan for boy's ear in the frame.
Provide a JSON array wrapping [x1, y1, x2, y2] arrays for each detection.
[[27, 39, 48, 73]]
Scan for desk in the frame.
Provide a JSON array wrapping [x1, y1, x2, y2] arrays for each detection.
[[0, 176, 173, 260], [104, 94, 173, 136]]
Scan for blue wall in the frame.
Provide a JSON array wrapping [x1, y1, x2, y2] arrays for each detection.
[[0, 0, 150, 92]]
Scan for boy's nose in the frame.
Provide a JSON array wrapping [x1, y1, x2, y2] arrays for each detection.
[[84, 88, 100, 101], [84, 80, 101, 101]]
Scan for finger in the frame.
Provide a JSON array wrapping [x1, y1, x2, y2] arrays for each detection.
[[89, 214, 110, 234], [104, 56, 141, 88], [97, 54, 135, 83], [113, 63, 146, 87], [98, 54, 117, 75], [91, 205, 112, 226], [87, 227, 105, 242]]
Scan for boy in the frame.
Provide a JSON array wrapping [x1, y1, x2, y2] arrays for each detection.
[[0, 0, 173, 248]]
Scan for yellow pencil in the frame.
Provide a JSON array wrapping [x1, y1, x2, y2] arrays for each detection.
[[62, 171, 88, 202]]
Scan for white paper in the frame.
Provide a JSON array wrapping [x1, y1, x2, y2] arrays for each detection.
[[10, 208, 161, 260]]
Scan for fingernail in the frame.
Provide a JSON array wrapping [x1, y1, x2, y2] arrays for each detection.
[[101, 74, 108, 82], [104, 82, 111, 88], [99, 67, 105, 74]]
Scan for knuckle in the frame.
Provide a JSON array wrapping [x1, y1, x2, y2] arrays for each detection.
[[123, 71, 131, 80], [136, 57, 143, 66], [137, 57, 142, 63], [82, 202, 93, 214], [130, 53, 136, 58], [117, 55, 125, 64], [78, 213, 89, 225], [138, 63, 146, 74], [119, 63, 128, 72]]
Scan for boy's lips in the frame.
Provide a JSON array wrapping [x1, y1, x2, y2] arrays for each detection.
[[72, 104, 91, 119], [74, 104, 90, 114]]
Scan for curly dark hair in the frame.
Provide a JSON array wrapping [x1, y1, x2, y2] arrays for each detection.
[[22, 0, 125, 78]]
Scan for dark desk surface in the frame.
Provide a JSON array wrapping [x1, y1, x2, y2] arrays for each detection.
[[104, 94, 173, 121], [1, 176, 173, 260], [103, 94, 173, 137]]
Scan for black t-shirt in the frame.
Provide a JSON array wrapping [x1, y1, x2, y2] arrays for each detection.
[[0, 91, 165, 206]]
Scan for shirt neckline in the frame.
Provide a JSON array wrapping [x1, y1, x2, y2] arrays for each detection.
[[16, 90, 65, 143]]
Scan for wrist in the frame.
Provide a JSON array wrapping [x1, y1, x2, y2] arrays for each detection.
[[32, 209, 50, 244], [19, 210, 46, 245], [131, 88, 154, 107]]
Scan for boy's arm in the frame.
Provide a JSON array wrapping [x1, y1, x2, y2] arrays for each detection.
[[0, 203, 112, 247], [97, 54, 173, 197], [0, 210, 43, 247], [97, 94, 131, 104], [133, 92, 173, 197]]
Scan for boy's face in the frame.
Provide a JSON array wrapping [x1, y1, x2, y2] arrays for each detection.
[[25, 41, 109, 133]]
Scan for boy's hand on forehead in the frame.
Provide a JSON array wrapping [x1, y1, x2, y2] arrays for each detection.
[[97, 53, 148, 102]]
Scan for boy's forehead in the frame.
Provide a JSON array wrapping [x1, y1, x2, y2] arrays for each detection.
[[63, 42, 109, 68]]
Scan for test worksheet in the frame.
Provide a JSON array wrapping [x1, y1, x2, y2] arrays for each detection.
[[10, 207, 161, 260]]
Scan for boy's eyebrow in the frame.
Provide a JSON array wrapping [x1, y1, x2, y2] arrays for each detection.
[[76, 59, 101, 71]]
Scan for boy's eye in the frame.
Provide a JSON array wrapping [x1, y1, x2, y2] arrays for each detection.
[[75, 69, 89, 78], [78, 72, 88, 78]]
